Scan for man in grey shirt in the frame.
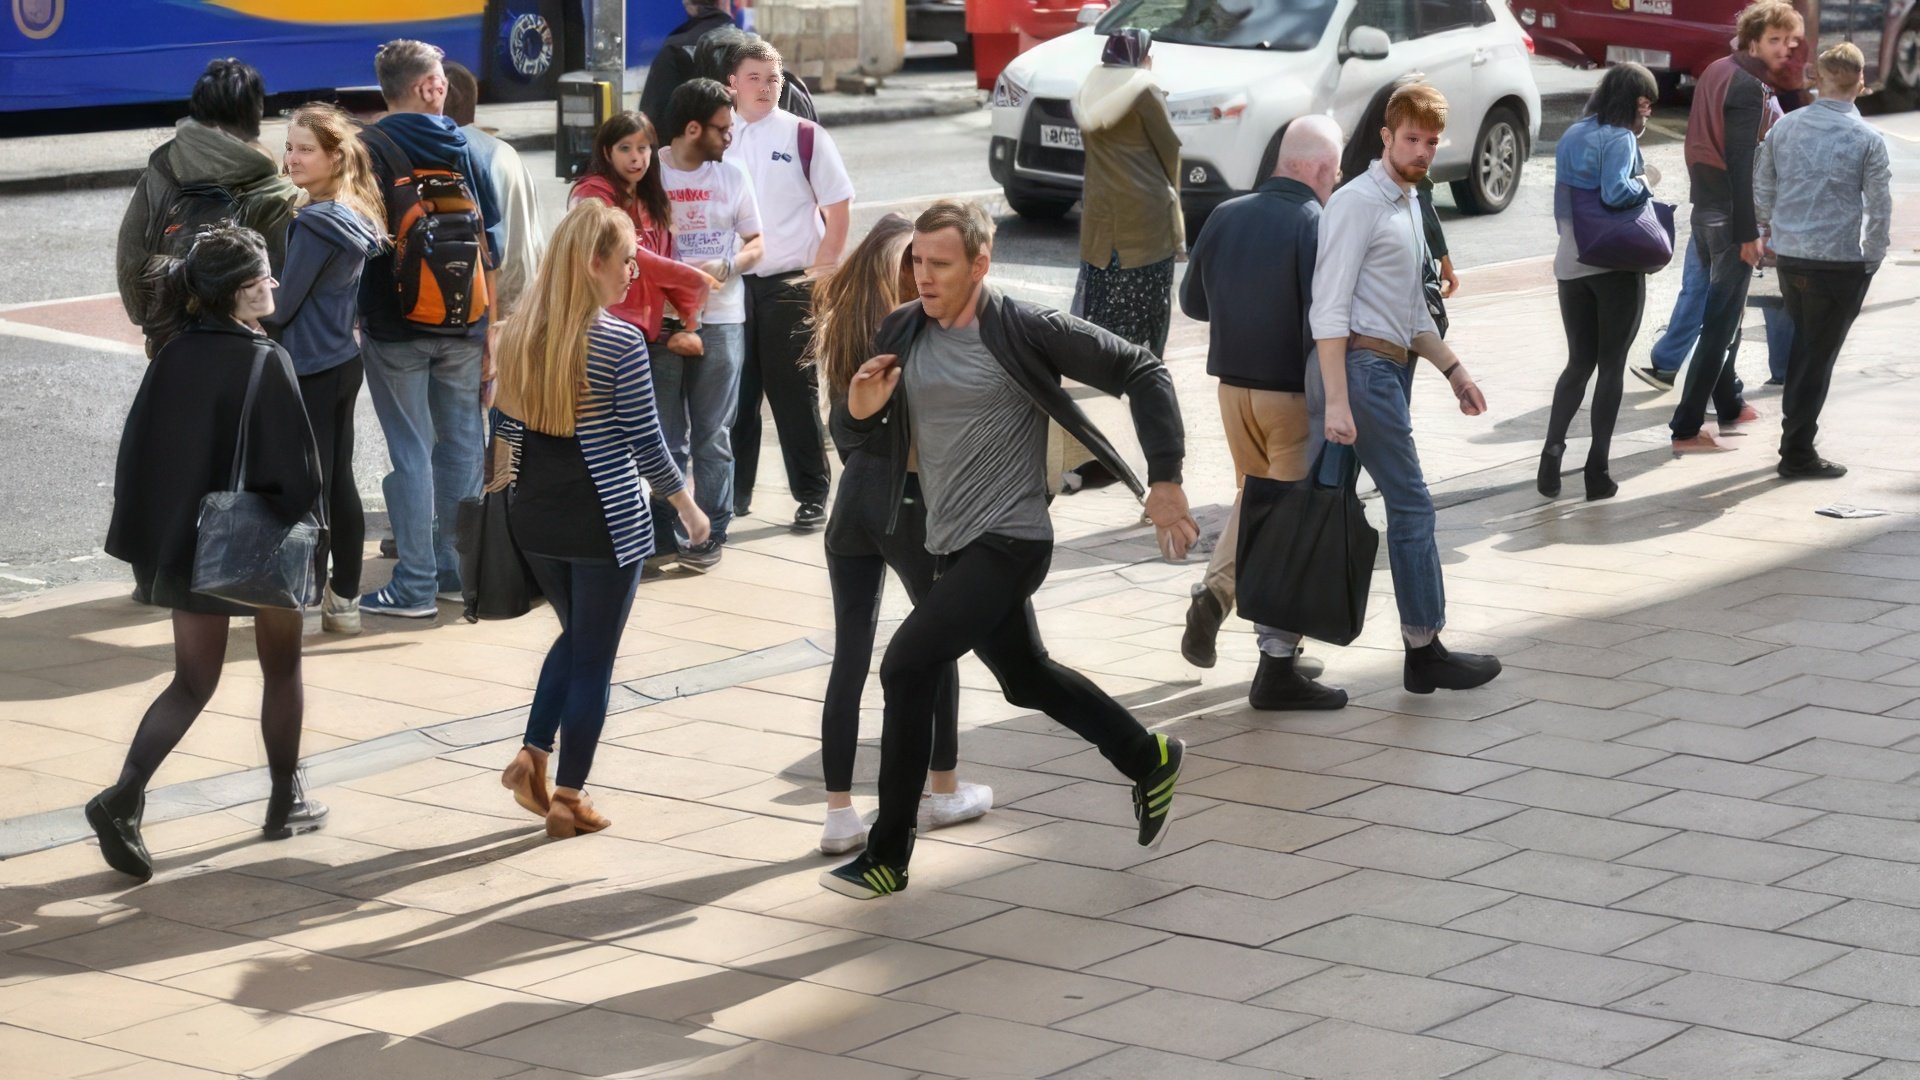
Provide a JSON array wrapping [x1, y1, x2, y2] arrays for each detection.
[[1753, 42, 1891, 480], [821, 200, 1200, 900], [1309, 84, 1501, 695]]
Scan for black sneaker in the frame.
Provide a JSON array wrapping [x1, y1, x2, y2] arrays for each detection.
[[820, 850, 910, 899], [1778, 457, 1848, 479], [263, 773, 330, 840], [85, 787, 153, 882], [677, 539, 723, 573], [1631, 366, 1676, 390], [1181, 585, 1227, 669], [794, 502, 827, 531], [1132, 735, 1184, 849]]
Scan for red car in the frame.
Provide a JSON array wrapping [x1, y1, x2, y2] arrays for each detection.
[[1516, 0, 1918, 105]]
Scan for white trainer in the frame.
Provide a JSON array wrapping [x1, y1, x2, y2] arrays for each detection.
[[321, 585, 361, 635], [819, 805, 868, 855], [918, 783, 993, 831]]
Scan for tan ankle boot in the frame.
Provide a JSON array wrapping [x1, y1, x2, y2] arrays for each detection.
[[501, 746, 551, 818], [547, 787, 611, 839]]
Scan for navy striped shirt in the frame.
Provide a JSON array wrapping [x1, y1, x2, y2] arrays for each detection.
[[500, 314, 685, 566]]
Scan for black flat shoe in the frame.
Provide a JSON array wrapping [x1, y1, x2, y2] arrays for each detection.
[[1537, 444, 1564, 499], [85, 788, 153, 882], [1584, 469, 1618, 501], [1181, 585, 1227, 669], [1249, 653, 1347, 711], [1405, 640, 1502, 694], [263, 773, 329, 840], [1778, 458, 1847, 479]]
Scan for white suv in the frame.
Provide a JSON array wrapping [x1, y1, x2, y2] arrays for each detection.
[[988, 0, 1543, 219]]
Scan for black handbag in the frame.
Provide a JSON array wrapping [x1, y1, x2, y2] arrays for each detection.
[[1234, 446, 1380, 647], [190, 342, 323, 609], [457, 425, 541, 622]]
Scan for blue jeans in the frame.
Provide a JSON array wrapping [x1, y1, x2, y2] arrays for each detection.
[[1306, 349, 1446, 641], [1670, 215, 1753, 439], [361, 335, 485, 605], [651, 322, 744, 545], [1654, 239, 1792, 382], [522, 554, 643, 791], [1763, 304, 1793, 382]]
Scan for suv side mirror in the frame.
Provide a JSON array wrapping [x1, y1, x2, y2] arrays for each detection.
[[1347, 26, 1391, 61]]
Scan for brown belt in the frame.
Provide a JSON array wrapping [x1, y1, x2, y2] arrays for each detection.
[[1347, 333, 1410, 364]]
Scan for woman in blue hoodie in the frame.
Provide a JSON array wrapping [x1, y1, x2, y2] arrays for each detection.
[[268, 104, 388, 633]]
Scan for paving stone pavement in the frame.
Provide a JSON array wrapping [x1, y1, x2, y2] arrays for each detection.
[[4, 114, 1920, 1080]]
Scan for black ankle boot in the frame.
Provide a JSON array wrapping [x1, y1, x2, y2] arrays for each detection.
[[1249, 653, 1347, 711], [85, 784, 153, 882], [1537, 443, 1564, 498], [1182, 586, 1227, 669], [1584, 468, 1618, 501], [263, 772, 330, 840], [1404, 640, 1502, 694]]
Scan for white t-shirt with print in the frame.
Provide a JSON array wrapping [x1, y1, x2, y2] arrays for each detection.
[[723, 108, 856, 276], [658, 151, 762, 324]]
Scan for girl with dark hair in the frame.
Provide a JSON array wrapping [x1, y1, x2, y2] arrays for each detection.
[[93, 224, 326, 882], [267, 103, 388, 635], [1540, 61, 1662, 501], [807, 213, 989, 855], [571, 110, 715, 359]]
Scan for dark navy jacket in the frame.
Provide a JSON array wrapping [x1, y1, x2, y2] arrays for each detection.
[[1180, 176, 1321, 394]]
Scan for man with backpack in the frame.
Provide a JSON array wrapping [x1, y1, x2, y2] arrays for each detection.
[[115, 58, 299, 341], [724, 39, 852, 529], [355, 38, 505, 619], [640, 1, 819, 127]]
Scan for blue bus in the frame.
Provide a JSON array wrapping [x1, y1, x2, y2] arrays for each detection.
[[2, 1, 685, 114]]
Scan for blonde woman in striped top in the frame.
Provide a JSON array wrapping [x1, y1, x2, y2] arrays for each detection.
[[495, 200, 711, 839]]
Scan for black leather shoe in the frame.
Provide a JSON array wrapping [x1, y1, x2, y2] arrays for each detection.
[[1181, 586, 1227, 669], [1404, 640, 1502, 694], [1584, 468, 1618, 501], [85, 787, 153, 882], [1778, 458, 1847, 479], [1249, 653, 1347, 711], [1537, 443, 1564, 499], [264, 773, 330, 840]]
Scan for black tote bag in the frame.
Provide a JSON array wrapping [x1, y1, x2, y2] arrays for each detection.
[[457, 428, 541, 622], [1234, 446, 1380, 647], [190, 343, 323, 610]]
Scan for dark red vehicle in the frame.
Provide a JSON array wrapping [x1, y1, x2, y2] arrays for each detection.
[[1515, 0, 1918, 105]]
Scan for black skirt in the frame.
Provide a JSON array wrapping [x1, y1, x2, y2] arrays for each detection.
[[132, 563, 252, 617]]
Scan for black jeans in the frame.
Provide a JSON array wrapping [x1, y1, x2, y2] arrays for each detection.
[[1670, 215, 1752, 439], [823, 467, 957, 792], [1778, 257, 1873, 466], [521, 554, 643, 791], [734, 273, 830, 511], [867, 533, 1158, 865], [298, 357, 366, 597], [1547, 271, 1646, 474]]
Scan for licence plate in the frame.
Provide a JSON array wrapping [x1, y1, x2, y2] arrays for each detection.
[[1632, 0, 1672, 13], [1606, 45, 1673, 68], [1039, 124, 1083, 151]]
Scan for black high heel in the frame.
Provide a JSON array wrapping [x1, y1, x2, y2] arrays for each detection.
[[1584, 468, 1618, 501], [1537, 443, 1564, 498]]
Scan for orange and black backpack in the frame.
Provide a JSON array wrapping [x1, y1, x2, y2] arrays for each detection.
[[361, 124, 490, 331]]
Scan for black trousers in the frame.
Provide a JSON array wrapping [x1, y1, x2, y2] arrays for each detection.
[[298, 357, 365, 597], [1778, 258, 1873, 466], [1547, 271, 1646, 474], [734, 273, 830, 511], [867, 533, 1158, 865]]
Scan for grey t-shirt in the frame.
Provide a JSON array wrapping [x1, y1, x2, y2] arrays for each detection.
[[905, 317, 1052, 555]]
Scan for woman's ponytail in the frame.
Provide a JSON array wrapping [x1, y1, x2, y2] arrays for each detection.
[[139, 225, 271, 359]]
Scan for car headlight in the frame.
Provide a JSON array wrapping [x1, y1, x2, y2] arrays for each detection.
[[992, 72, 1029, 110], [1168, 90, 1248, 125]]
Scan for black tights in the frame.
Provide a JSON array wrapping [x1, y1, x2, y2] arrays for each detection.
[[107, 609, 304, 813], [1546, 272, 1646, 473]]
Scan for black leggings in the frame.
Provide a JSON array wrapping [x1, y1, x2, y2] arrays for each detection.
[[1547, 272, 1646, 473], [106, 609, 305, 812], [299, 358, 366, 597], [867, 533, 1158, 865], [823, 527, 958, 793]]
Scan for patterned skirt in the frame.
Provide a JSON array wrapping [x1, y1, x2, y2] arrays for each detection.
[[1074, 252, 1175, 358]]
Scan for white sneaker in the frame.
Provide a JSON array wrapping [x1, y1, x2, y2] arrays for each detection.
[[820, 805, 868, 855], [320, 586, 361, 635], [918, 783, 993, 831]]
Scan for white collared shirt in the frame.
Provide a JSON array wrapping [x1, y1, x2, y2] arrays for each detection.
[[723, 107, 855, 276], [1309, 158, 1438, 349]]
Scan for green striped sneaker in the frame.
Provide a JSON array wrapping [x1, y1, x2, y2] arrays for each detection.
[[1133, 735, 1185, 849], [820, 851, 910, 900]]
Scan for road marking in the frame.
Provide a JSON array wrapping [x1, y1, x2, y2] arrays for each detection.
[[0, 318, 144, 357], [0, 291, 119, 313], [852, 186, 1004, 212]]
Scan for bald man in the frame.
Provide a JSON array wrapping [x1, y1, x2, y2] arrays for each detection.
[[1178, 114, 1348, 710]]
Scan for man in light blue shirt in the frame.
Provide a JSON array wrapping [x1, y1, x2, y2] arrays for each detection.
[[1753, 42, 1891, 479]]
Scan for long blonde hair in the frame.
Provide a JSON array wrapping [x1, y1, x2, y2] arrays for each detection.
[[285, 103, 388, 235], [809, 212, 916, 397], [498, 200, 632, 435]]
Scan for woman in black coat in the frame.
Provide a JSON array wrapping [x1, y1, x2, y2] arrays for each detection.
[[92, 224, 325, 882]]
